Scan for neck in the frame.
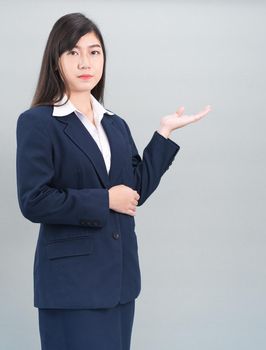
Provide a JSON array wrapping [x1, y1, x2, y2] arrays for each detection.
[[69, 91, 93, 117]]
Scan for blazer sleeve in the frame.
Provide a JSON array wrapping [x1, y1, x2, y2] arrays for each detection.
[[16, 111, 109, 227], [121, 119, 181, 206]]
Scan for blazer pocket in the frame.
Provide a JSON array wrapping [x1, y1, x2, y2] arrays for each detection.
[[46, 237, 93, 260]]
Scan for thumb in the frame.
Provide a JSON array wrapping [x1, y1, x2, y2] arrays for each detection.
[[176, 106, 185, 116]]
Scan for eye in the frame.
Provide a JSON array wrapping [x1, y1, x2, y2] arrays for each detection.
[[91, 50, 101, 55], [68, 50, 79, 56]]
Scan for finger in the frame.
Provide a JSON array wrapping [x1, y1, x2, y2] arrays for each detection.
[[134, 192, 140, 200], [131, 199, 138, 205], [175, 106, 185, 116], [129, 204, 137, 211], [199, 105, 212, 115], [194, 106, 211, 116], [190, 107, 212, 122], [128, 209, 136, 216], [182, 113, 205, 124]]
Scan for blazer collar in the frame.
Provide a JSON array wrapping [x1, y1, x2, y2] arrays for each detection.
[[52, 93, 114, 120]]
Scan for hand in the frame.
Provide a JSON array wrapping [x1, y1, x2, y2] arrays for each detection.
[[158, 105, 212, 138], [108, 185, 140, 216]]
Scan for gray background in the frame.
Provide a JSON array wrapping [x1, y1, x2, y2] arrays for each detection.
[[1, 0, 265, 349]]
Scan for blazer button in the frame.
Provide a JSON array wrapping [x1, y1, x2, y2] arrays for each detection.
[[112, 232, 120, 240]]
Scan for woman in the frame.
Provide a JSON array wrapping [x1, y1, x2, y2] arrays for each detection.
[[16, 12, 211, 350]]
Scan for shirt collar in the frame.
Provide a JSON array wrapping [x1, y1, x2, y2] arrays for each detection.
[[52, 93, 114, 121]]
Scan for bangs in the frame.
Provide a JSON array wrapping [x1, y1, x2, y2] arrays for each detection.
[[58, 27, 96, 55]]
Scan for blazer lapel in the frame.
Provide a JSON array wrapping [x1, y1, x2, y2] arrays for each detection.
[[101, 114, 128, 186], [55, 113, 128, 188]]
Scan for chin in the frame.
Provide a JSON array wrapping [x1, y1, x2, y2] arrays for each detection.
[[73, 86, 94, 93]]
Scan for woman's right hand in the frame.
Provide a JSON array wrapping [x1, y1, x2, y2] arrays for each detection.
[[108, 185, 140, 216]]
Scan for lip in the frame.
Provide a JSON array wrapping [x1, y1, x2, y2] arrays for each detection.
[[78, 75, 93, 80]]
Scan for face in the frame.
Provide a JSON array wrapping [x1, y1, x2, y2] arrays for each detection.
[[58, 31, 104, 94]]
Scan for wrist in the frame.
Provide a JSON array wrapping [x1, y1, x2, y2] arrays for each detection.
[[157, 127, 171, 139]]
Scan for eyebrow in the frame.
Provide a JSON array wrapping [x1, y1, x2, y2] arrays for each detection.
[[74, 44, 102, 49]]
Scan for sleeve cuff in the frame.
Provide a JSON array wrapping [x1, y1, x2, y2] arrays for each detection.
[[154, 130, 180, 151]]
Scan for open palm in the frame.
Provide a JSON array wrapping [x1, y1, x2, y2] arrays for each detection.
[[160, 105, 212, 132]]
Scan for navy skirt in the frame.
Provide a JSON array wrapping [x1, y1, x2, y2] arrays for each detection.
[[38, 300, 135, 350]]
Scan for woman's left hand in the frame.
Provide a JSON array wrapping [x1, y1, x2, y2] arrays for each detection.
[[157, 105, 212, 138]]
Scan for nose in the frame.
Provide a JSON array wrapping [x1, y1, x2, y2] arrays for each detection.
[[78, 53, 91, 69]]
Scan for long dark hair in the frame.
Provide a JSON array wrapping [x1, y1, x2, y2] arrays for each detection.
[[31, 13, 106, 107]]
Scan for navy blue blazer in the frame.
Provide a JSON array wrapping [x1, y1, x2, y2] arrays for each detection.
[[16, 105, 180, 309]]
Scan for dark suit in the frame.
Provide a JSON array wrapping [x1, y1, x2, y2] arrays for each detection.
[[16, 106, 180, 310]]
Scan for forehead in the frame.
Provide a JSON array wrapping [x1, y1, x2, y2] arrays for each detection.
[[75, 32, 101, 47]]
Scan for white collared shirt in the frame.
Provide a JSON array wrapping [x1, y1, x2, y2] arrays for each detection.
[[52, 94, 114, 174]]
